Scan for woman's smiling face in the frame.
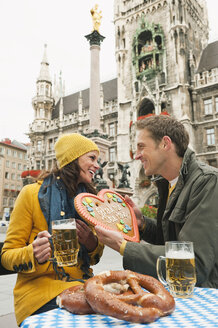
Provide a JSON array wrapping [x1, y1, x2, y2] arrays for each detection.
[[78, 150, 100, 184]]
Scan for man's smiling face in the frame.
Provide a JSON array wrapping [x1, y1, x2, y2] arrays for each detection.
[[135, 129, 166, 177]]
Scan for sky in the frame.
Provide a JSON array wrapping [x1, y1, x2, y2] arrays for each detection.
[[0, 0, 218, 144]]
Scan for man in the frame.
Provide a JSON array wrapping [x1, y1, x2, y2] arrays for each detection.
[[95, 115, 218, 288]]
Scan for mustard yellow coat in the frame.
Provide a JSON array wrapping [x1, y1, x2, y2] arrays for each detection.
[[1, 181, 104, 326]]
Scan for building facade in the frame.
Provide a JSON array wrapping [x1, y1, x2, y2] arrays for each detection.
[[193, 41, 218, 167], [28, 43, 119, 188], [0, 139, 28, 219], [113, 0, 210, 205], [28, 0, 218, 207]]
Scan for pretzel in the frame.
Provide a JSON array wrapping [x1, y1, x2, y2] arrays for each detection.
[[84, 270, 175, 323], [56, 285, 95, 314], [56, 280, 135, 315]]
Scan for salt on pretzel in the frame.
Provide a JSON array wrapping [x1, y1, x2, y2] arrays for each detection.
[[84, 270, 175, 323], [56, 280, 134, 314], [56, 285, 95, 314]]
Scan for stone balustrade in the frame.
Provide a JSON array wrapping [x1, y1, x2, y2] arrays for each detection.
[[195, 68, 218, 88], [29, 101, 117, 133]]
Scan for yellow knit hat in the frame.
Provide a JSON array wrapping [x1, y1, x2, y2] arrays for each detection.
[[54, 133, 99, 168]]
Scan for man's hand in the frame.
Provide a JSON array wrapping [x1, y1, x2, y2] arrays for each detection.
[[125, 195, 144, 230], [95, 225, 124, 252], [76, 220, 98, 252], [32, 230, 51, 263]]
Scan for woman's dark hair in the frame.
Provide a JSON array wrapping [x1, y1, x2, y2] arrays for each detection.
[[38, 159, 96, 196]]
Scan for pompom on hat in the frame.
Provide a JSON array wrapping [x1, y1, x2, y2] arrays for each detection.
[[54, 133, 99, 169]]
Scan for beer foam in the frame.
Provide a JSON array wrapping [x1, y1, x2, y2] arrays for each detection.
[[167, 250, 194, 259], [52, 223, 76, 230]]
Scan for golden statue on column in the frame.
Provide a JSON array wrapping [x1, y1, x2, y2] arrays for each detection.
[[90, 4, 102, 32]]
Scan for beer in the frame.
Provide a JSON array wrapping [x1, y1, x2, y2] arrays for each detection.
[[166, 251, 196, 298], [157, 241, 196, 298], [52, 220, 79, 267]]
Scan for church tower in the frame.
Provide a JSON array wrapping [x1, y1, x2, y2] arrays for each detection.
[[32, 44, 54, 122], [114, 0, 209, 205], [28, 44, 54, 170]]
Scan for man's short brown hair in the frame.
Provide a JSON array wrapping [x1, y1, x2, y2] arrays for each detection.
[[136, 115, 189, 157]]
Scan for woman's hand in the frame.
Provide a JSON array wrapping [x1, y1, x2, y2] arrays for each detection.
[[76, 220, 98, 252], [125, 195, 144, 230], [32, 230, 51, 263]]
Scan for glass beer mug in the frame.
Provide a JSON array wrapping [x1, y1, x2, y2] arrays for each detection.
[[51, 218, 79, 267], [156, 241, 196, 298]]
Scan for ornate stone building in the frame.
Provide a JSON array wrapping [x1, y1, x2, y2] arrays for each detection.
[[113, 0, 210, 205], [193, 41, 218, 167], [28, 44, 118, 188], [28, 0, 218, 206], [0, 139, 27, 219]]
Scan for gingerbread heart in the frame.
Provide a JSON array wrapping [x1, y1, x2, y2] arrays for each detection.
[[74, 189, 139, 242]]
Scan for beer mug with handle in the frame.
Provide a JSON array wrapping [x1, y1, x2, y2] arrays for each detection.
[[51, 218, 79, 267], [156, 241, 196, 298]]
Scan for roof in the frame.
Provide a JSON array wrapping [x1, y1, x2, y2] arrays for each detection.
[[197, 41, 218, 73], [52, 78, 117, 119], [0, 139, 27, 151]]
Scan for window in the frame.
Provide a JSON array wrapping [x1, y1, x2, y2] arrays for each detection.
[[208, 159, 217, 168], [0, 147, 5, 154], [215, 97, 218, 112], [23, 165, 27, 170], [13, 150, 17, 157], [3, 198, 8, 206], [36, 161, 40, 170], [6, 148, 11, 156], [40, 85, 44, 95], [37, 140, 42, 152], [204, 98, 212, 115], [11, 184, 15, 191], [12, 162, 16, 169], [109, 123, 115, 137], [48, 139, 53, 150], [109, 147, 116, 162], [17, 174, 21, 180], [46, 85, 49, 96], [18, 163, 22, 170], [48, 160, 52, 170], [5, 172, 9, 179], [39, 108, 44, 118], [9, 198, 14, 206], [6, 160, 10, 168], [18, 152, 23, 159], [4, 183, 9, 189], [206, 128, 215, 146], [11, 173, 16, 180]]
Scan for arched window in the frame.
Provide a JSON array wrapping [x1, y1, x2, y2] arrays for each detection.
[[40, 84, 44, 95], [46, 85, 49, 96]]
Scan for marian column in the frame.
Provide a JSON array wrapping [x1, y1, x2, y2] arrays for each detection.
[[84, 5, 111, 191], [85, 4, 105, 133]]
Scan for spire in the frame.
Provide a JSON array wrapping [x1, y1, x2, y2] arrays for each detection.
[[37, 44, 51, 83], [58, 71, 63, 98]]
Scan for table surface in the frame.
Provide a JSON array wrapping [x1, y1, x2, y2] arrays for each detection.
[[21, 287, 218, 328]]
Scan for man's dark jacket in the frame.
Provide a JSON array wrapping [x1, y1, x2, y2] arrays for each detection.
[[123, 148, 218, 288]]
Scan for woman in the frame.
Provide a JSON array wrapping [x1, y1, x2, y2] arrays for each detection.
[[1, 133, 104, 326]]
